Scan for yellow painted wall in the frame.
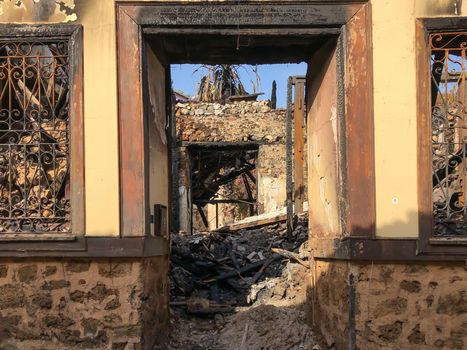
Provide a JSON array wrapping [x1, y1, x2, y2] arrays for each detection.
[[0, 0, 119, 236], [0, 0, 464, 237], [372, 0, 466, 237]]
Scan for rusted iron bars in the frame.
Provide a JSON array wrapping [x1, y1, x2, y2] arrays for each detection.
[[429, 31, 467, 236]]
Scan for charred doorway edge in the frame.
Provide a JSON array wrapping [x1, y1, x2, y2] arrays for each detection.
[[116, 0, 375, 241]]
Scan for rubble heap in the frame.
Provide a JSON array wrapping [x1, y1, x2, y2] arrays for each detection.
[[166, 214, 327, 350]]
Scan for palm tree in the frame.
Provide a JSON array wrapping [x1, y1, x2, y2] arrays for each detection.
[[195, 64, 256, 103]]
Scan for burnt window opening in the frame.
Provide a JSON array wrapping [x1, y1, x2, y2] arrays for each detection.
[[0, 39, 70, 234], [431, 31, 467, 236], [189, 146, 259, 231]]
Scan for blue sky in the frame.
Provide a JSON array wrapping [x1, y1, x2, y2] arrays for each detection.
[[170, 63, 307, 108]]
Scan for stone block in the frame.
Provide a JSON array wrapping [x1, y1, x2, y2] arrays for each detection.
[[399, 280, 421, 293], [437, 291, 467, 315], [17, 265, 37, 283], [98, 262, 132, 278], [0, 284, 25, 309], [65, 260, 91, 273], [41, 280, 70, 290]]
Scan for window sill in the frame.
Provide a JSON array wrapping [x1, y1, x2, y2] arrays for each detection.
[[310, 237, 466, 262], [0, 233, 76, 242], [429, 237, 467, 246], [0, 236, 169, 257]]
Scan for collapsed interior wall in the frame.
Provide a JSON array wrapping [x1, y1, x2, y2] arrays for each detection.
[[189, 146, 259, 230], [174, 100, 289, 232]]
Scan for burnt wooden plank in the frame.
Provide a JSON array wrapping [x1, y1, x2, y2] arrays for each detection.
[[143, 27, 342, 36], [0, 234, 76, 242], [123, 3, 362, 27], [117, 7, 146, 237], [69, 26, 85, 235], [416, 19, 433, 254], [343, 3, 376, 237], [0, 237, 169, 257], [306, 38, 341, 238], [0, 24, 79, 37], [293, 79, 306, 214], [310, 238, 466, 262]]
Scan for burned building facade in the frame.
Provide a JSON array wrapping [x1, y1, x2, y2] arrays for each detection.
[[0, 1, 465, 350]]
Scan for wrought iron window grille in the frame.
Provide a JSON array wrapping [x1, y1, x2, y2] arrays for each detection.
[[0, 38, 70, 234], [430, 31, 467, 237]]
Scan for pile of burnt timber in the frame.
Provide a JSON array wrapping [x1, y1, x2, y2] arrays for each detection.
[[170, 215, 309, 315]]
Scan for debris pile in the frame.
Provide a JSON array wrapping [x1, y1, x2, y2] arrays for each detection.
[[170, 216, 308, 312], [167, 213, 328, 350]]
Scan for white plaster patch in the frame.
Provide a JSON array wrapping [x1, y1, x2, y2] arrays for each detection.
[[0, 0, 77, 23], [330, 106, 337, 144], [319, 175, 334, 232]]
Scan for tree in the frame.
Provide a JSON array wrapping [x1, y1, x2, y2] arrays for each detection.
[[195, 64, 257, 103]]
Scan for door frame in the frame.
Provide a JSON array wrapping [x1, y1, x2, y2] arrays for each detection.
[[115, 0, 375, 238]]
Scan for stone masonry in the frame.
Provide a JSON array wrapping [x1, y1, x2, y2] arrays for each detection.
[[312, 260, 467, 350], [175, 100, 286, 143], [0, 257, 169, 350], [174, 100, 291, 232]]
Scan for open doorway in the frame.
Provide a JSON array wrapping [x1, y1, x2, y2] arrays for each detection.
[[143, 30, 335, 349], [172, 63, 307, 235]]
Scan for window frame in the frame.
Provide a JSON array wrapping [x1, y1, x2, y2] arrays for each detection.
[[416, 17, 467, 255], [0, 24, 84, 240]]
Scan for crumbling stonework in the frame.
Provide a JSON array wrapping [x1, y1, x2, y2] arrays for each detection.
[[176, 100, 286, 143], [312, 260, 467, 350], [0, 257, 169, 350], [175, 100, 289, 232]]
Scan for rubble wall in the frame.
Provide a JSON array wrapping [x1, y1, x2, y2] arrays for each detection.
[[175, 100, 286, 143], [0, 257, 169, 350], [175, 101, 288, 230], [312, 260, 466, 350]]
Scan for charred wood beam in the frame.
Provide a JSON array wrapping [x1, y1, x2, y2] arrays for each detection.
[[193, 199, 255, 205], [242, 173, 255, 216], [196, 204, 209, 228], [245, 169, 256, 184], [185, 141, 261, 149], [203, 254, 282, 283]]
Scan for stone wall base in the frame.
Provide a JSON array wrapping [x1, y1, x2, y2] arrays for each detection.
[[0, 256, 169, 350], [311, 260, 466, 350]]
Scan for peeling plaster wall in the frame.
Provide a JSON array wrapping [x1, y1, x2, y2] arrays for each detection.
[[0, 0, 77, 22], [257, 144, 287, 214]]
